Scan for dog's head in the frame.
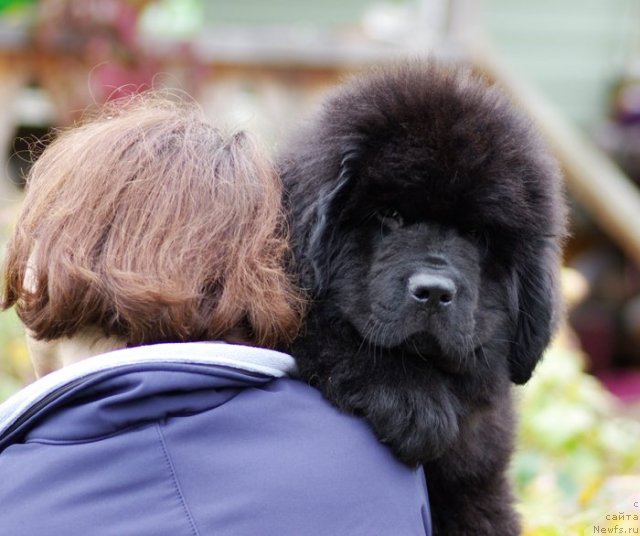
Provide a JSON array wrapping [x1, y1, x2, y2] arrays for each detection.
[[281, 61, 566, 385]]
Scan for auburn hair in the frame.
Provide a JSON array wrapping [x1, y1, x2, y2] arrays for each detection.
[[2, 93, 303, 349]]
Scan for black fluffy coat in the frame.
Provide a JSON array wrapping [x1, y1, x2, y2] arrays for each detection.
[[280, 61, 566, 535]]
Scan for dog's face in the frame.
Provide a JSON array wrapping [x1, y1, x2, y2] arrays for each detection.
[[281, 61, 566, 462], [328, 201, 509, 376], [344, 219, 481, 354]]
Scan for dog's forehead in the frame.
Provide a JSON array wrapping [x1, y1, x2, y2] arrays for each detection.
[[351, 166, 476, 220], [345, 139, 532, 233]]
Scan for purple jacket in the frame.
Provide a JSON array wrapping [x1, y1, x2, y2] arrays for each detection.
[[0, 342, 431, 535]]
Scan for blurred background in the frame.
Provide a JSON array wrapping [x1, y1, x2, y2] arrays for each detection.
[[0, 0, 639, 533]]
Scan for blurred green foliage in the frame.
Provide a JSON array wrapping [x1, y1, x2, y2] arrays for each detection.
[[0, 308, 30, 401], [513, 337, 640, 534], [0, 200, 32, 399], [0, 0, 35, 14]]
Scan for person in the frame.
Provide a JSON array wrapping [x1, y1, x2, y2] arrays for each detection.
[[0, 94, 431, 536]]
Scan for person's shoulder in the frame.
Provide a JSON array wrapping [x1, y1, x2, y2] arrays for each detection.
[[250, 376, 418, 477], [206, 376, 432, 535]]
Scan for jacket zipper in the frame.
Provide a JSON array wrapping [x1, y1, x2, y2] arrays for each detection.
[[0, 374, 99, 446]]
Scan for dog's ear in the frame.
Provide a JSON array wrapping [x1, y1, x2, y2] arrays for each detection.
[[304, 146, 360, 296], [508, 240, 563, 384]]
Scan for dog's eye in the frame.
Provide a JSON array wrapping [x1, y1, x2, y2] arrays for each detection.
[[375, 208, 404, 229], [466, 228, 488, 245], [467, 228, 481, 239], [465, 228, 490, 256]]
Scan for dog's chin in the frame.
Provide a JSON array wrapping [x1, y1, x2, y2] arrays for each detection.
[[355, 323, 472, 375], [400, 333, 474, 375]]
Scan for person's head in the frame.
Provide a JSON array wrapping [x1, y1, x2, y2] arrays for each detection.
[[2, 93, 302, 375]]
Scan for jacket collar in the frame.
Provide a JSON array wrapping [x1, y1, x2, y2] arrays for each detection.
[[0, 342, 297, 438]]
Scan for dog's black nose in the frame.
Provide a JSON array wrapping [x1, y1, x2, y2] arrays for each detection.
[[408, 272, 456, 306]]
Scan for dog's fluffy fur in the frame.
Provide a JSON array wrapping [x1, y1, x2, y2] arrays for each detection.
[[280, 61, 566, 535]]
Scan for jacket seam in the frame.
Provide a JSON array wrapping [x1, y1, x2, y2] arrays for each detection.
[[155, 423, 201, 536], [24, 422, 156, 445]]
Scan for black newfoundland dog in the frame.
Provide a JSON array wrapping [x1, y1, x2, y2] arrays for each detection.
[[279, 61, 566, 535]]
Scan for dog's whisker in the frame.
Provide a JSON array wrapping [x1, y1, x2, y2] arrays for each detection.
[[400, 352, 409, 376], [410, 339, 429, 365], [488, 337, 518, 344], [364, 316, 380, 368], [356, 317, 374, 356], [477, 343, 490, 369]]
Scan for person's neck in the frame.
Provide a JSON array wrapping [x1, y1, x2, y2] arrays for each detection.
[[27, 327, 127, 378]]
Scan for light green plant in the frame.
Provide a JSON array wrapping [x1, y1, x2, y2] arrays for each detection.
[[514, 334, 640, 534]]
